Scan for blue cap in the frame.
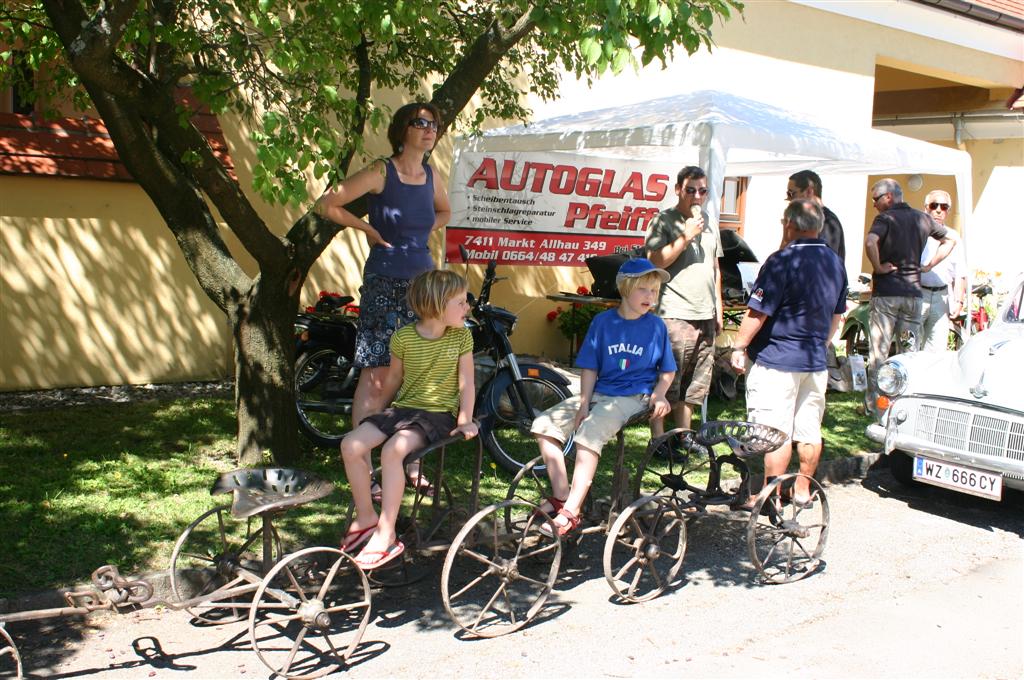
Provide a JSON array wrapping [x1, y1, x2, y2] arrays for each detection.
[[616, 257, 670, 285]]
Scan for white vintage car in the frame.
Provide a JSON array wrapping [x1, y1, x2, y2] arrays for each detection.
[[866, 274, 1024, 500]]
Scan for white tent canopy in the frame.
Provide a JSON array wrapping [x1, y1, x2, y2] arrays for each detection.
[[461, 89, 973, 236]]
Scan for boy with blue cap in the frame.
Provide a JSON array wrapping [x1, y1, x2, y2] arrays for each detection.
[[530, 258, 677, 537]]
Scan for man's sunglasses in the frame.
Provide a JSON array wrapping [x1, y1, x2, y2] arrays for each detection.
[[683, 187, 709, 196], [872, 193, 888, 203], [928, 202, 950, 211], [785, 189, 798, 199], [408, 117, 438, 131]]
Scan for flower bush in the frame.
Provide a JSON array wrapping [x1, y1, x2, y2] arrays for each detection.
[[307, 290, 359, 316], [547, 286, 604, 343]]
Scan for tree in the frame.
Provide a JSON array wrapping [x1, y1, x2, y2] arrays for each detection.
[[0, 0, 740, 465]]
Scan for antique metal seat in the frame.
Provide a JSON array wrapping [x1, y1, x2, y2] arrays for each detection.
[[211, 468, 335, 519]]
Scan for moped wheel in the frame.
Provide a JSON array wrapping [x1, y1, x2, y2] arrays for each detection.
[[0, 624, 23, 680], [603, 496, 687, 603], [442, 500, 561, 638], [295, 348, 356, 448], [249, 547, 371, 680], [844, 323, 868, 359], [481, 375, 572, 474], [746, 473, 829, 584], [170, 505, 283, 624]]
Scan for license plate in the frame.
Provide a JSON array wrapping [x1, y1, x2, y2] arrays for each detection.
[[913, 456, 1002, 500]]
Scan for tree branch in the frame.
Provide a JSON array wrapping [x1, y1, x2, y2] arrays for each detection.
[[431, 9, 536, 129]]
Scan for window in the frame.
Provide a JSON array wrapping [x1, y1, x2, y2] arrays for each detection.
[[720, 176, 748, 235], [2, 51, 35, 115]]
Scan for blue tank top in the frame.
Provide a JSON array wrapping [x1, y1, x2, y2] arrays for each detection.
[[363, 159, 436, 279]]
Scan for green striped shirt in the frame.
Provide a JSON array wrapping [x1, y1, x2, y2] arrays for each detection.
[[391, 324, 474, 416]]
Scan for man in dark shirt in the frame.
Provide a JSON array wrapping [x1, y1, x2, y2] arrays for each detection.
[[786, 170, 845, 261], [864, 178, 956, 413], [731, 199, 847, 508]]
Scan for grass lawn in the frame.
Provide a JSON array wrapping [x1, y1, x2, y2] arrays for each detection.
[[0, 390, 873, 599]]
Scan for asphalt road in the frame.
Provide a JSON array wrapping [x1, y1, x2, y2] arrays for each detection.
[[6, 461, 1023, 679]]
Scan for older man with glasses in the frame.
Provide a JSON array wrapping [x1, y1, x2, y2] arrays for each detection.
[[863, 178, 957, 414], [919, 190, 967, 352], [645, 165, 724, 436]]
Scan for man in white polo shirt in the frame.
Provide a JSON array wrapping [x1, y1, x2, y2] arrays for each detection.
[[919, 189, 967, 352]]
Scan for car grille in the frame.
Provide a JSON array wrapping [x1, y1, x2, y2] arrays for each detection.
[[915, 404, 1024, 479]]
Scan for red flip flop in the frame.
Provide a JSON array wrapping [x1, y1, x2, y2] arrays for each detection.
[[354, 541, 405, 571], [341, 523, 377, 553]]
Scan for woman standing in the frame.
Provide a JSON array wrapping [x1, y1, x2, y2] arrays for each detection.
[[315, 102, 451, 427]]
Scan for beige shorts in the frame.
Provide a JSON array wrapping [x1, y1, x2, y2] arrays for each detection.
[[530, 393, 649, 455], [745, 363, 827, 444]]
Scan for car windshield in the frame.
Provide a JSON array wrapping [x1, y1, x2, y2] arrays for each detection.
[[1002, 280, 1024, 324]]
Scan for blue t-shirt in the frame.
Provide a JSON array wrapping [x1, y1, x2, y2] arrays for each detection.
[[575, 309, 677, 396], [747, 239, 848, 372]]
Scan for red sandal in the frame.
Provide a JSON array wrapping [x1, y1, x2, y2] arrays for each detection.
[[531, 496, 566, 521], [538, 507, 580, 538]]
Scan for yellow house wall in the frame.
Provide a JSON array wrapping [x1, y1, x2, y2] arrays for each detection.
[[2, 0, 1021, 389], [0, 177, 232, 389]]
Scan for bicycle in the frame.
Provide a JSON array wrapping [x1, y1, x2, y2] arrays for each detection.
[[948, 282, 992, 350]]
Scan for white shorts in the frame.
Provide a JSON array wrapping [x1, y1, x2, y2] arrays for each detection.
[[745, 363, 827, 445], [530, 393, 649, 455]]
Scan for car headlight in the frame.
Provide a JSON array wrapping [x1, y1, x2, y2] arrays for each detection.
[[876, 359, 908, 396]]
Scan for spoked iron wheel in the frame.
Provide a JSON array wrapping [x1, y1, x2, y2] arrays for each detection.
[[0, 625, 22, 680], [364, 480, 454, 589], [249, 547, 371, 680], [746, 473, 830, 584], [503, 455, 556, 534], [603, 496, 687, 603], [169, 505, 282, 624], [503, 454, 592, 536], [441, 500, 561, 638]]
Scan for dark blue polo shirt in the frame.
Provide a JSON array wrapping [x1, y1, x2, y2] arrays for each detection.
[[747, 239, 848, 372]]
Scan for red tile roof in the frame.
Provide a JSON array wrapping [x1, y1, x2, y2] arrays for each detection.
[[971, 0, 1024, 20], [0, 101, 234, 181]]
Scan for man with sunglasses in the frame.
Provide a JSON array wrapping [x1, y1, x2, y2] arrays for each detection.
[[645, 165, 724, 436], [863, 178, 957, 413], [785, 170, 845, 261], [919, 189, 967, 352]]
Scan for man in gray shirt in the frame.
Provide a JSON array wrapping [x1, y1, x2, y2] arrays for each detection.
[[645, 165, 723, 435]]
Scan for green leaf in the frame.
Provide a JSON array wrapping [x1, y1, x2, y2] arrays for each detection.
[[579, 36, 602, 66], [611, 47, 630, 74], [322, 85, 340, 105], [262, 112, 280, 135], [658, 3, 673, 25]]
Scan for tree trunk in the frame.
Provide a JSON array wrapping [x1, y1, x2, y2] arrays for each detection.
[[231, 283, 301, 466]]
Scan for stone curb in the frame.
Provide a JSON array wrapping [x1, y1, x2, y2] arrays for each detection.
[[1, 450, 885, 618]]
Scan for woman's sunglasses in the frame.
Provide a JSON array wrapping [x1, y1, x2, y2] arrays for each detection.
[[928, 202, 950, 211], [408, 117, 438, 131], [683, 187, 709, 196]]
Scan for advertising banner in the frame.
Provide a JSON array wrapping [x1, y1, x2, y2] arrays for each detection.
[[446, 150, 674, 266]]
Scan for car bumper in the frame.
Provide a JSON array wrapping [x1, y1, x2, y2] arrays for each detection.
[[868, 396, 1024, 492]]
